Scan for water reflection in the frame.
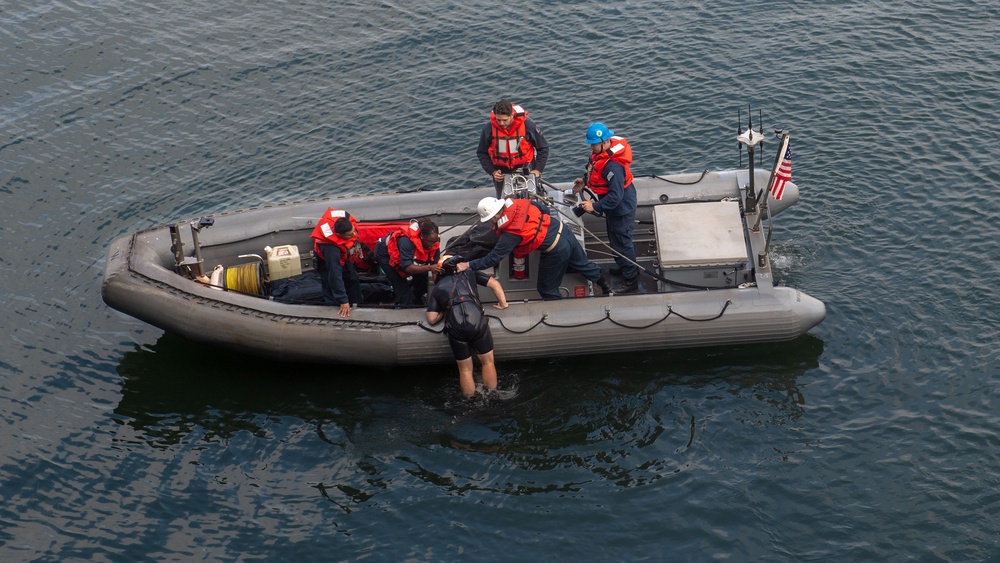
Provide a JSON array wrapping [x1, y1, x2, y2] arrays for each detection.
[[116, 334, 822, 427], [431, 336, 824, 491], [114, 333, 455, 447], [114, 333, 824, 498]]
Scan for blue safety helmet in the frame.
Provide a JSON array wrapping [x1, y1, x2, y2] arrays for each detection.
[[585, 122, 614, 145]]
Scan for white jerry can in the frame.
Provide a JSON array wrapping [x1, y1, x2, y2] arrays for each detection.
[[265, 245, 302, 281]]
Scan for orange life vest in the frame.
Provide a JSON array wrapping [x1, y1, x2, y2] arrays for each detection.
[[494, 199, 550, 258], [488, 104, 536, 169], [586, 136, 635, 196], [384, 222, 440, 275], [310, 208, 359, 265]]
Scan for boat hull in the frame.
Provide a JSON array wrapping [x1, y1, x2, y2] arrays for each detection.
[[102, 173, 825, 366]]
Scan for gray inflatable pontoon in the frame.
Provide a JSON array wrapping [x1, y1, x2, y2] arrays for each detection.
[[102, 131, 825, 366]]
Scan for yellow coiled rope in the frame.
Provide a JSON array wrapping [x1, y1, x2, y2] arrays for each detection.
[[224, 262, 264, 296]]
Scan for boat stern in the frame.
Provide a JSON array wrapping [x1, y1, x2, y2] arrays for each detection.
[[793, 287, 827, 335]]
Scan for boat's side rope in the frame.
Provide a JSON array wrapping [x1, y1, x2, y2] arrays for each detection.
[[417, 299, 732, 335], [651, 170, 709, 184], [667, 300, 732, 322], [487, 315, 554, 334]]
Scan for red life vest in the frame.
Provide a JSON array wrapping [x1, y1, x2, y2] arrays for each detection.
[[310, 208, 358, 265], [384, 222, 440, 275], [586, 136, 635, 196], [494, 199, 550, 258], [488, 104, 536, 169]]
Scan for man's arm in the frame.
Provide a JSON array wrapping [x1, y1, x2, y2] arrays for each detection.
[[320, 245, 353, 317], [476, 124, 496, 175], [466, 232, 521, 271], [320, 245, 349, 304], [425, 287, 445, 324], [486, 277, 509, 309], [398, 237, 439, 276]]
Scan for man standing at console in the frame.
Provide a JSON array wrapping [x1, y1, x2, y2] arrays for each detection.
[[573, 122, 639, 294], [477, 99, 549, 198]]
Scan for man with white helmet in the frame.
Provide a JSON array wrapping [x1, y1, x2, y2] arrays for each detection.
[[572, 122, 639, 294], [457, 196, 610, 299]]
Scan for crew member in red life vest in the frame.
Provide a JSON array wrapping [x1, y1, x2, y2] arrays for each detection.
[[572, 122, 640, 294], [310, 208, 364, 317], [477, 99, 550, 198], [456, 197, 610, 300], [374, 217, 442, 308]]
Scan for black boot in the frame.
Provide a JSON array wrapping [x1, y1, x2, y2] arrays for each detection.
[[596, 275, 611, 295], [611, 277, 638, 294]]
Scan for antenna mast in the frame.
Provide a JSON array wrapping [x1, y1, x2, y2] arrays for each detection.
[[736, 105, 766, 213]]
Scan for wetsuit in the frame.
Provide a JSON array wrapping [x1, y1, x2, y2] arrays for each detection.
[[427, 270, 494, 361]]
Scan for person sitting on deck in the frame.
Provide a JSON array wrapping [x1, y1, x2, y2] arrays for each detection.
[[310, 208, 364, 317], [374, 217, 442, 308]]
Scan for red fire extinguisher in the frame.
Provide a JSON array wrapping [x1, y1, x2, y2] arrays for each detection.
[[510, 255, 529, 279]]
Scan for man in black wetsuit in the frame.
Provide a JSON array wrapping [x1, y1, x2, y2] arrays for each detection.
[[425, 255, 509, 397]]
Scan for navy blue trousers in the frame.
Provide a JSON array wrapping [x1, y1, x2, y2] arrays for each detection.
[[606, 212, 637, 280], [318, 245, 363, 306], [377, 255, 427, 308], [536, 219, 603, 299]]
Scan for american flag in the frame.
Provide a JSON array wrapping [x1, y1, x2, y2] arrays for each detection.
[[769, 141, 792, 201]]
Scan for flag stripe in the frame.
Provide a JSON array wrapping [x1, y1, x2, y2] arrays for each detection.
[[769, 141, 792, 201]]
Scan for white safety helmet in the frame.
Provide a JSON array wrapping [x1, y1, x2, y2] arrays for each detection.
[[477, 196, 506, 222]]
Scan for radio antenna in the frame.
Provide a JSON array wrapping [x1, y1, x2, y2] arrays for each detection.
[[736, 105, 766, 213]]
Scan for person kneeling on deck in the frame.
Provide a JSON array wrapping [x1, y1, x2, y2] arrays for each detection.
[[310, 208, 364, 318], [374, 217, 442, 308], [426, 255, 509, 397], [457, 197, 610, 299], [573, 122, 639, 294]]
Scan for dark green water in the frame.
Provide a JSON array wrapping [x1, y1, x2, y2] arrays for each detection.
[[3, 0, 999, 559]]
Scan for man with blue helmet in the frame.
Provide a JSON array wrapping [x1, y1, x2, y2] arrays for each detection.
[[572, 122, 639, 294]]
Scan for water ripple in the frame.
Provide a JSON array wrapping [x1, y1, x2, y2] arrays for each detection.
[[3, 0, 1000, 559]]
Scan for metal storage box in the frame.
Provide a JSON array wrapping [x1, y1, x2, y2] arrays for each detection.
[[653, 201, 748, 289]]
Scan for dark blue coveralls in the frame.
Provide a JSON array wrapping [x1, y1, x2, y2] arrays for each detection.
[[590, 160, 638, 282], [374, 234, 436, 308], [468, 200, 603, 299], [317, 244, 363, 306]]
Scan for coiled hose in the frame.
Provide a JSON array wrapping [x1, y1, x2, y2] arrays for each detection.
[[224, 262, 265, 296]]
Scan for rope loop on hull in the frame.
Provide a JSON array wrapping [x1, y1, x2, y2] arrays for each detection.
[[414, 300, 734, 335]]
